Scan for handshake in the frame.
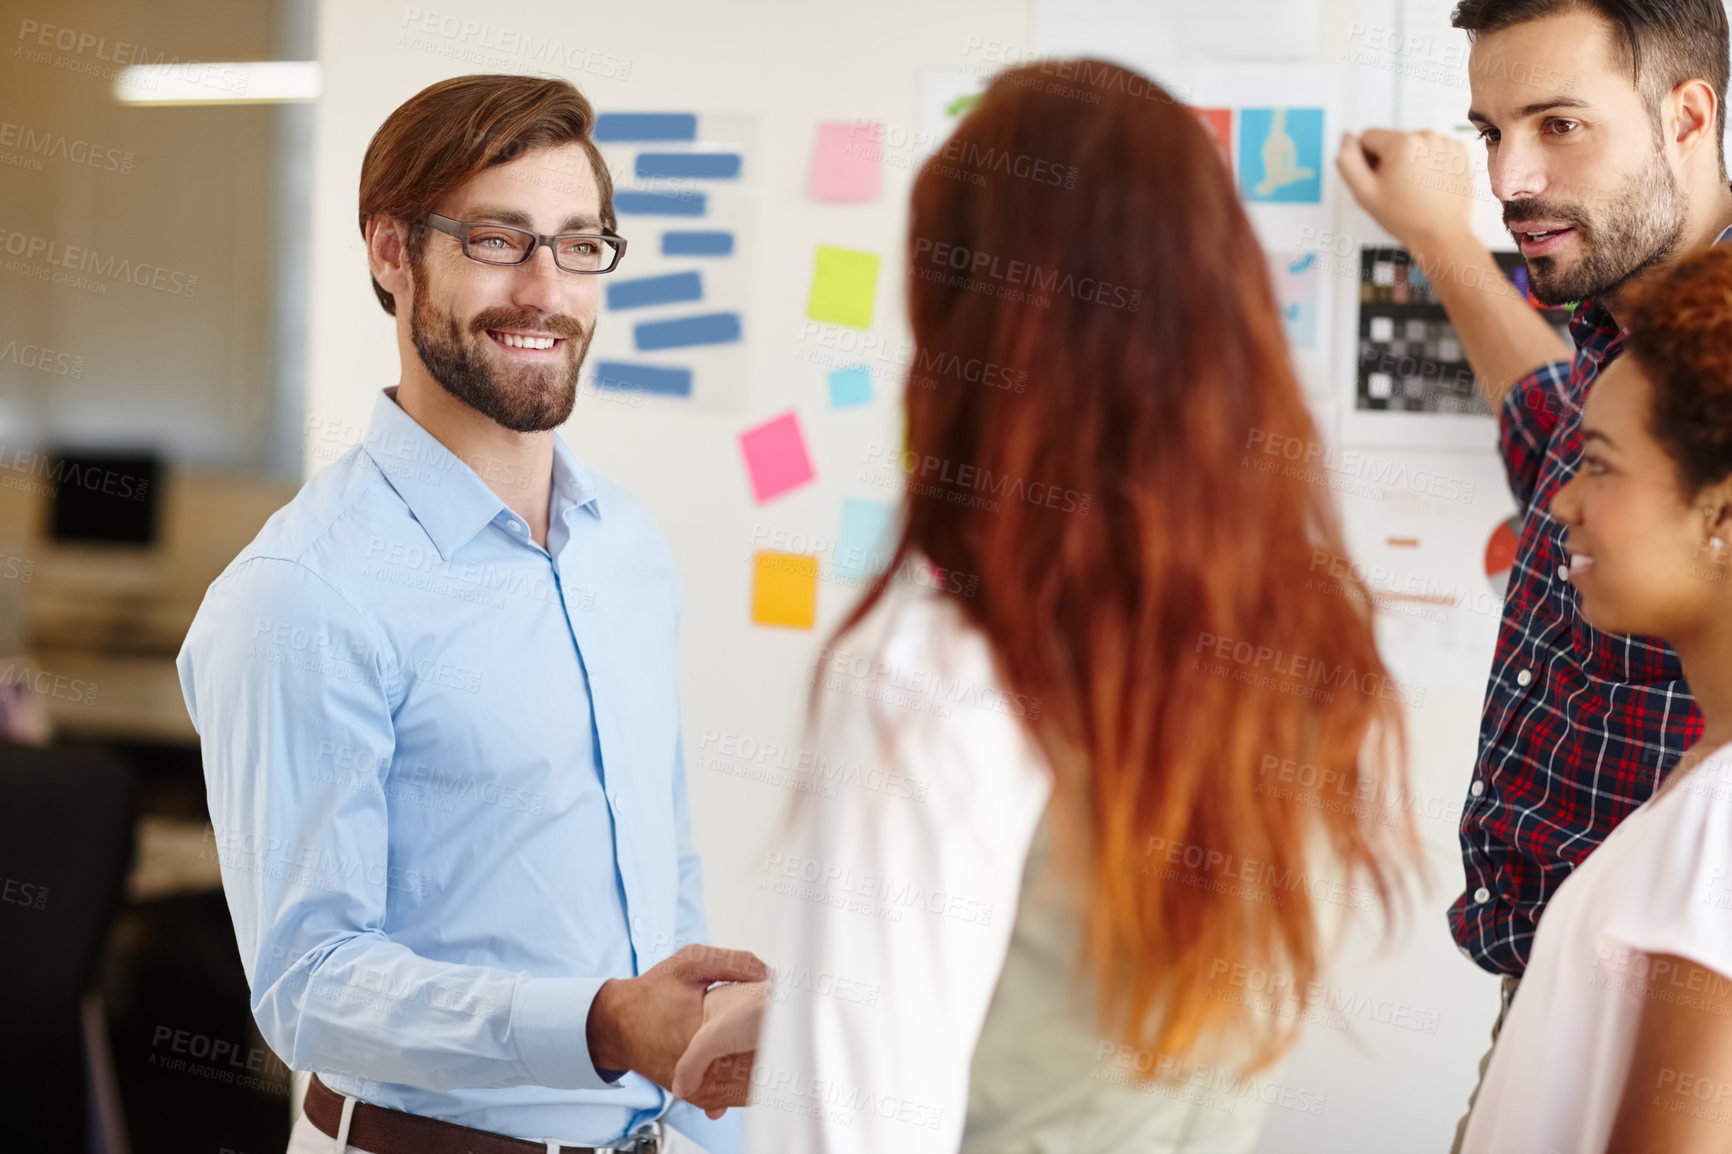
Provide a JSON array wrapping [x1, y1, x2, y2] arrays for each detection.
[[585, 944, 771, 1118]]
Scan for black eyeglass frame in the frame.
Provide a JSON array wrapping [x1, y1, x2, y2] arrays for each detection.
[[422, 212, 628, 274]]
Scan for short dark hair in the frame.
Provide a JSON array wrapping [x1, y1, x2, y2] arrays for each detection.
[[1621, 243, 1732, 496], [357, 74, 615, 316], [1451, 0, 1729, 174]]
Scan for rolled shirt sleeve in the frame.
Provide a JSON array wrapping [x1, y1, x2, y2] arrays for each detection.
[[1498, 357, 1573, 514]]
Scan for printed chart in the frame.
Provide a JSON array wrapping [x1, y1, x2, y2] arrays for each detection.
[[1354, 247, 1572, 415]]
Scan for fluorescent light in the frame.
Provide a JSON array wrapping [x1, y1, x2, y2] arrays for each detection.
[[114, 61, 321, 106]]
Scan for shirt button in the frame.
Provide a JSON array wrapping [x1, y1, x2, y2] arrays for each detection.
[[1515, 669, 1533, 687], [632, 915, 647, 934], [1556, 563, 1569, 581], [610, 791, 626, 813], [507, 520, 523, 534], [1470, 780, 1485, 797], [1474, 886, 1491, 904]]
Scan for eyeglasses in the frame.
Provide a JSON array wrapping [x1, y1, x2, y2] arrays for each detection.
[[423, 213, 628, 274]]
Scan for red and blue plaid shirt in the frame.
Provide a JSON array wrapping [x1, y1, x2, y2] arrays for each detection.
[[1449, 230, 1732, 975]]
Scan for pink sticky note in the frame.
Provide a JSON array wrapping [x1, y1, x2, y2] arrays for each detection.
[[739, 411, 816, 503], [809, 122, 882, 203]]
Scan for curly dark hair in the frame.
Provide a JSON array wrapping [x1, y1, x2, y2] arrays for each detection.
[[1620, 242, 1732, 494]]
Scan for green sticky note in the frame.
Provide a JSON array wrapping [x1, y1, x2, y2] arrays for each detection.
[[807, 245, 879, 329]]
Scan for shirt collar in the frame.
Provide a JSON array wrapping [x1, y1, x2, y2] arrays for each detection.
[[1566, 297, 1623, 357], [550, 428, 601, 524], [362, 387, 601, 563]]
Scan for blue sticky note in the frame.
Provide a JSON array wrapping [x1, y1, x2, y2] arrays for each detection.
[[636, 152, 742, 179], [833, 498, 897, 580], [634, 312, 742, 351], [592, 361, 693, 397], [662, 230, 734, 257], [615, 190, 707, 216], [827, 364, 872, 409], [1238, 108, 1324, 204], [594, 113, 697, 143], [607, 271, 703, 310]]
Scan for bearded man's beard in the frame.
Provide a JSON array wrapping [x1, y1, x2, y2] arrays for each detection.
[[408, 261, 592, 433]]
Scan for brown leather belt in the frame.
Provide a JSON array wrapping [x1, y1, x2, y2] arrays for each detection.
[[304, 1074, 663, 1154]]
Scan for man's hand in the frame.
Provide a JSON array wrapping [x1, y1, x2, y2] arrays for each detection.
[[672, 980, 769, 1118], [585, 944, 767, 1108], [1336, 128, 1476, 257]]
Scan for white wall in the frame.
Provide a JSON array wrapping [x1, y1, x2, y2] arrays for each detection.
[[308, 3, 1501, 1150]]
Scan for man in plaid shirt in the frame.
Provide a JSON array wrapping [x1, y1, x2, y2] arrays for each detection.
[[1335, 0, 1732, 1146]]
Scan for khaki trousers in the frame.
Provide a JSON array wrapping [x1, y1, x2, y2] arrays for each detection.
[[1449, 974, 1521, 1154]]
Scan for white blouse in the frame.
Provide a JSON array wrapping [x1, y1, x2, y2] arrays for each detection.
[[1462, 740, 1732, 1152], [748, 583, 1280, 1153], [750, 584, 1053, 1153]]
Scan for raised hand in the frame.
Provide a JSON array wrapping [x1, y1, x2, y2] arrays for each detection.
[[1336, 128, 1476, 255]]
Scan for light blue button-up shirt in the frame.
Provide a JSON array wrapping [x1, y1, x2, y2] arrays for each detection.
[[177, 387, 737, 1151]]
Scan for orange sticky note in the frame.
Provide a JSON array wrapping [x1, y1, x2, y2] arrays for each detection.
[[751, 551, 818, 629]]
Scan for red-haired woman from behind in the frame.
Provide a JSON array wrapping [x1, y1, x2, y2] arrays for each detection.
[[751, 59, 1418, 1152]]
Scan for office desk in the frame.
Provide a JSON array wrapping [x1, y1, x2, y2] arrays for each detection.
[[35, 648, 196, 744]]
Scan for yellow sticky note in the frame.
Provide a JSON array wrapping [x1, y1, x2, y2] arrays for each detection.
[[751, 551, 818, 629], [807, 245, 879, 329]]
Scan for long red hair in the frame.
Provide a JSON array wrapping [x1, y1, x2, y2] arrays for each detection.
[[828, 60, 1416, 1071]]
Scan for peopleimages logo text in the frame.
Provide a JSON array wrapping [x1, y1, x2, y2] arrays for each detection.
[[863, 443, 1091, 515], [0, 122, 132, 173], [0, 227, 197, 296], [911, 238, 1142, 312]]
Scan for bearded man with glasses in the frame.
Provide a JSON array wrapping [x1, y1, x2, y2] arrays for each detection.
[[176, 74, 762, 1154]]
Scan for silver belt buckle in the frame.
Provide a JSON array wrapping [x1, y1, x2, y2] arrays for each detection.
[[612, 1120, 663, 1154]]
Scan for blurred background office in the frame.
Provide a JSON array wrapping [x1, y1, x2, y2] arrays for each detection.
[[2, 0, 309, 1149], [10, 0, 1718, 1151]]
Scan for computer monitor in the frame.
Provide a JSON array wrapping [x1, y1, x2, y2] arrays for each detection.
[[46, 451, 161, 547]]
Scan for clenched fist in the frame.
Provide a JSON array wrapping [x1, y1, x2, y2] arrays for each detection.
[[1336, 128, 1477, 255]]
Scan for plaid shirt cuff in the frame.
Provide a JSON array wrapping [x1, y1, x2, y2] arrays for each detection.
[[1448, 885, 1532, 978]]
